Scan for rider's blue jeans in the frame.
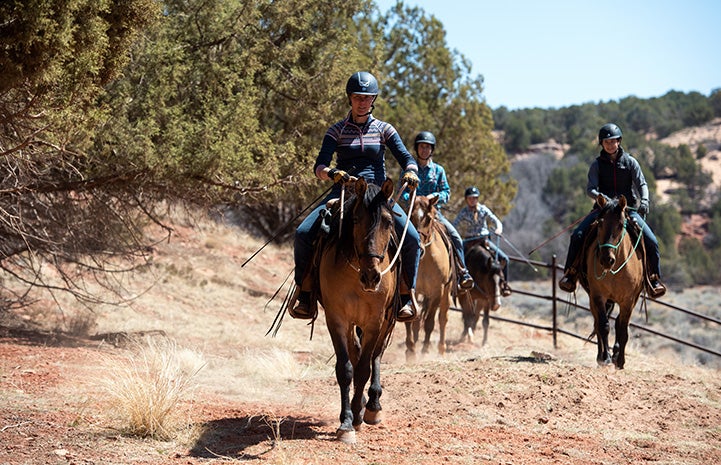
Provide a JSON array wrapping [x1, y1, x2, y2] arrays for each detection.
[[294, 190, 421, 290]]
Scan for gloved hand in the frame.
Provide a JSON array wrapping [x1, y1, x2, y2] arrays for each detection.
[[328, 168, 351, 184], [596, 193, 611, 205], [495, 225, 503, 236], [638, 199, 649, 216], [401, 170, 420, 188]]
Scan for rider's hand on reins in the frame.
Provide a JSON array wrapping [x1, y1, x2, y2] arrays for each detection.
[[401, 170, 420, 189], [328, 168, 352, 185]]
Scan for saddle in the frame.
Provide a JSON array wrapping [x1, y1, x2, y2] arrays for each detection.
[[463, 236, 506, 266], [574, 213, 654, 294], [293, 198, 403, 320]]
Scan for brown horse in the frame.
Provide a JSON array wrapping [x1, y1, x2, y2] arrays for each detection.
[[404, 195, 453, 361], [318, 177, 399, 444], [579, 195, 644, 369], [458, 239, 503, 346]]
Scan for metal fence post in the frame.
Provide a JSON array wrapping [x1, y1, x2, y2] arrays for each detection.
[[552, 254, 558, 349]]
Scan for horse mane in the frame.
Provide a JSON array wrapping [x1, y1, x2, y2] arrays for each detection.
[[324, 182, 395, 262], [598, 196, 624, 217], [467, 242, 502, 275]]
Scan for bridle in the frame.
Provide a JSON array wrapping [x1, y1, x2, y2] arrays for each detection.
[[594, 216, 643, 279], [339, 182, 417, 277]]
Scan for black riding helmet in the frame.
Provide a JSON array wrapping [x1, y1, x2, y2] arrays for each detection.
[[414, 131, 436, 152], [346, 71, 379, 105], [598, 123, 623, 144], [465, 186, 480, 198]]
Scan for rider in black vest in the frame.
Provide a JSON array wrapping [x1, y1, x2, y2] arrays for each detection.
[[558, 123, 666, 298]]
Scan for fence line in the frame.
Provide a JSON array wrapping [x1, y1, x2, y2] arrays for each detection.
[[451, 254, 721, 359]]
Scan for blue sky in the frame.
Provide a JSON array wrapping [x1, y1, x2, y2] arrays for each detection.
[[374, 0, 721, 110]]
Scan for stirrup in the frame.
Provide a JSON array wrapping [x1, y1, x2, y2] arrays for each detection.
[[396, 304, 416, 322], [501, 281, 512, 297], [396, 292, 417, 322], [288, 290, 314, 320], [459, 271, 474, 290], [648, 275, 666, 298], [559, 273, 577, 293]]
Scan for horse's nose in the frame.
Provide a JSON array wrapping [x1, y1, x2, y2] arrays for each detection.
[[360, 269, 381, 292]]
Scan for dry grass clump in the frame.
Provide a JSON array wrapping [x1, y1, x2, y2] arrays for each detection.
[[98, 335, 205, 439]]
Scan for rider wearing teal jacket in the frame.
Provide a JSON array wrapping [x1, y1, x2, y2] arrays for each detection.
[[400, 131, 474, 291]]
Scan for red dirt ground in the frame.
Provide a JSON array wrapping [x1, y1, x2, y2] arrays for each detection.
[[1, 223, 720, 465]]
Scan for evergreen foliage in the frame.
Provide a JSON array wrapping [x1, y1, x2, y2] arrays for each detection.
[[0, 0, 718, 319]]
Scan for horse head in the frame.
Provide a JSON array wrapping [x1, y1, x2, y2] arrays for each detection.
[[595, 195, 628, 271], [351, 177, 395, 292], [409, 195, 439, 255]]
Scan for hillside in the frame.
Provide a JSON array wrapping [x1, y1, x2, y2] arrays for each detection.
[[1, 218, 720, 464], [502, 118, 721, 278]]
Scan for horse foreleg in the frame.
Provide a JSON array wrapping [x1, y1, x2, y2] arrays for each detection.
[[591, 297, 612, 366], [459, 293, 477, 344], [351, 347, 373, 432], [363, 352, 384, 426], [328, 326, 356, 443], [437, 294, 449, 356], [481, 307, 490, 346], [613, 310, 631, 369], [404, 321, 418, 363], [422, 300, 438, 355]]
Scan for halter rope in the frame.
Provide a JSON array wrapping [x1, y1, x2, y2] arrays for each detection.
[[594, 217, 644, 279]]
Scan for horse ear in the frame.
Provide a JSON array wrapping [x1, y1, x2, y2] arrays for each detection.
[[429, 195, 439, 207], [356, 177, 368, 197], [381, 178, 394, 199], [597, 195, 607, 208], [619, 196, 627, 209]]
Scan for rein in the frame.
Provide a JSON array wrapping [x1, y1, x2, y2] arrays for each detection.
[[381, 186, 416, 277], [594, 217, 644, 279], [337, 181, 417, 277]]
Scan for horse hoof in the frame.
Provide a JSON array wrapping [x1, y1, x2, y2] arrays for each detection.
[[363, 408, 383, 425], [336, 429, 356, 444]]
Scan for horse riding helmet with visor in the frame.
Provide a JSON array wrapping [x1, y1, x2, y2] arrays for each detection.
[[598, 123, 623, 144], [465, 186, 480, 198], [414, 131, 436, 152]]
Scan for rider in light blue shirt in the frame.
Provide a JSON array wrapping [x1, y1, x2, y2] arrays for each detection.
[[453, 186, 512, 296], [400, 131, 474, 291]]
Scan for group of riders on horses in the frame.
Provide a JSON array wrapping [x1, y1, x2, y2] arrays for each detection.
[[289, 71, 666, 323]]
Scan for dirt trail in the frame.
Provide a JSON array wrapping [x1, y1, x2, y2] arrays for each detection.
[[1, 221, 720, 465]]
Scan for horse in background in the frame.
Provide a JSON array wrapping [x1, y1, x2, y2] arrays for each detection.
[[404, 195, 454, 361], [458, 238, 504, 346], [318, 177, 400, 444], [579, 195, 644, 369]]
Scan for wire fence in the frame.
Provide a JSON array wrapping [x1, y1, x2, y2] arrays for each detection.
[[451, 254, 721, 359]]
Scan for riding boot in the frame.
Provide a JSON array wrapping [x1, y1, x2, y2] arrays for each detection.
[[397, 280, 418, 322], [458, 268, 474, 291], [501, 279, 512, 297], [648, 274, 667, 298], [559, 267, 578, 293], [289, 275, 315, 319]]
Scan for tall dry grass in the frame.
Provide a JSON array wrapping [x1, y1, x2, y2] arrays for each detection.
[[98, 335, 205, 439]]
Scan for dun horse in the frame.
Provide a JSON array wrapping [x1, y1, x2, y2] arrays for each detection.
[[404, 195, 453, 361], [579, 195, 644, 369], [318, 178, 400, 444], [458, 240, 504, 346]]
